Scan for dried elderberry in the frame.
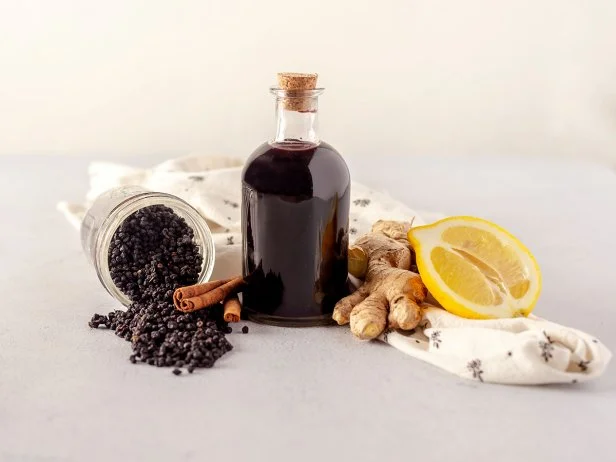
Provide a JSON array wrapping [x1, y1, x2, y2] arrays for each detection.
[[89, 205, 232, 374]]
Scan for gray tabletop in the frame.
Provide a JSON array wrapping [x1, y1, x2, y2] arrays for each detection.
[[1, 154, 615, 462]]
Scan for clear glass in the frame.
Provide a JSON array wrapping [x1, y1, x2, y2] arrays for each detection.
[[241, 87, 351, 326], [81, 186, 215, 306], [270, 88, 324, 143]]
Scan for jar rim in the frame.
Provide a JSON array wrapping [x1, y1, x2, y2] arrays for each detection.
[[94, 191, 215, 307]]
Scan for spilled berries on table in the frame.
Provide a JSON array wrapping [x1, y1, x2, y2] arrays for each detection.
[[89, 205, 233, 375]]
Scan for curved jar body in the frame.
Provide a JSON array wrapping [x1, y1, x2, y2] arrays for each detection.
[[242, 140, 350, 326], [81, 186, 215, 306]]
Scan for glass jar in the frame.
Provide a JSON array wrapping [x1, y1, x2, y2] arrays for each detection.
[[242, 74, 351, 326], [81, 186, 215, 306]]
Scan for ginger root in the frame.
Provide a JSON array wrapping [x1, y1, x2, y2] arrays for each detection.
[[333, 220, 427, 340]]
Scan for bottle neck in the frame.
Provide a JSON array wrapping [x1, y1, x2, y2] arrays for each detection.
[[272, 90, 322, 144]]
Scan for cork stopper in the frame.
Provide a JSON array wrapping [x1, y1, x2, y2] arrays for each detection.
[[276, 72, 318, 112], [277, 73, 318, 91]]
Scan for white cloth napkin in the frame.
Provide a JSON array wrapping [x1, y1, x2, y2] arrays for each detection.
[[58, 155, 611, 385], [383, 305, 610, 385]]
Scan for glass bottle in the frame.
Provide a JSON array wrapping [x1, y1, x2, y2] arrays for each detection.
[[241, 73, 351, 326], [81, 186, 216, 306]]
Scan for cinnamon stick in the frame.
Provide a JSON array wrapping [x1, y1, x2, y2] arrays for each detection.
[[223, 295, 242, 323], [178, 276, 245, 313], [173, 278, 231, 310]]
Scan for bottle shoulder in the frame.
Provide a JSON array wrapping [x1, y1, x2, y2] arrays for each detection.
[[243, 141, 347, 172], [242, 141, 350, 198]]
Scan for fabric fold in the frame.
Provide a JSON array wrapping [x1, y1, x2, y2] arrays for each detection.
[[382, 306, 611, 384]]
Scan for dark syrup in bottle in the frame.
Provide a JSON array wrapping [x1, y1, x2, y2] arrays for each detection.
[[242, 139, 350, 326]]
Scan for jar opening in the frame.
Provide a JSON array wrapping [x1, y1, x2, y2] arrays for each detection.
[[84, 188, 215, 307]]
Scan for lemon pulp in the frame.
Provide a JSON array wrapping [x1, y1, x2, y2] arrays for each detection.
[[408, 216, 541, 319]]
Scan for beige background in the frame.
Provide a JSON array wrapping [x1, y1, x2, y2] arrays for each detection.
[[1, 0, 615, 163]]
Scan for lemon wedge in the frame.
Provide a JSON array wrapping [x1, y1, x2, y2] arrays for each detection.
[[407, 216, 541, 319]]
